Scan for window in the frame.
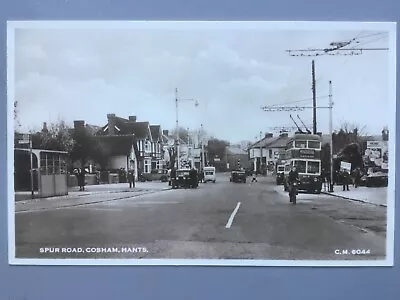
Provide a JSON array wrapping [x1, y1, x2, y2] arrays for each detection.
[[295, 141, 307, 148], [269, 149, 272, 158], [287, 141, 293, 149], [294, 160, 307, 173], [60, 156, 67, 174], [307, 161, 320, 174], [307, 141, 321, 149], [54, 155, 60, 175], [145, 141, 151, 152], [144, 159, 151, 173], [278, 166, 284, 172]]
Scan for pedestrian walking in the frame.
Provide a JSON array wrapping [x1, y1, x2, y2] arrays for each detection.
[[322, 170, 327, 192], [170, 168, 177, 187], [251, 171, 258, 182], [353, 167, 361, 188], [189, 167, 198, 188]]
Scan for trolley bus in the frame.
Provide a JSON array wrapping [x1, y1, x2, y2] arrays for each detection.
[[283, 133, 322, 194]]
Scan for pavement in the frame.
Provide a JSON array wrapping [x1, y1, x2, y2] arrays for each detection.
[[14, 181, 171, 212], [14, 174, 387, 260], [14, 181, 171, 202], [321, 185, 388, 207]]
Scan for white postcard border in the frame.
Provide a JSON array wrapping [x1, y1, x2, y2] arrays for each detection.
[[6, 20, 397, 266]]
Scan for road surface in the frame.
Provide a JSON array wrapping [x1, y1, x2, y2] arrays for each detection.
[[14, 174, 387, 260]]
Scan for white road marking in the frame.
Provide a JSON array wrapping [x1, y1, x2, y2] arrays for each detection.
[[225, 202, 241, 228]]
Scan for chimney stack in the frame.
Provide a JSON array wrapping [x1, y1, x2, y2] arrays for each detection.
[[382, 128, 389, 141], [73, 120, 85, 130], [42, 122, 48, 132], [128, 116, 137, 122], [280, 132, 289, 138], [107, 113, 116, 135], [264, 133, 273, 138]]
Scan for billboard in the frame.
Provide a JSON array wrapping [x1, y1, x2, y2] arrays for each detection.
[[365, 140, 388, 170], [340, 161, 352, 172]]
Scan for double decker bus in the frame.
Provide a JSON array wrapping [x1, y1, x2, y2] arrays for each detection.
[[283, 133, 322, 194]]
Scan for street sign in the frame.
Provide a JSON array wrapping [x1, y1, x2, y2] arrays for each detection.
[[19, 134, 30, 144]]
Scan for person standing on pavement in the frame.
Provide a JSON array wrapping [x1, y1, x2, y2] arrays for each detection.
[[78, 168, 86, 191], [170, 168, 177, 187], [127, 169, 135, 188], [353, 167, 361, 188], [342, 169, 350, 191]]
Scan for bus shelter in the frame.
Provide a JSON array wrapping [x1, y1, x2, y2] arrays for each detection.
[[15, 148, 69, 198]]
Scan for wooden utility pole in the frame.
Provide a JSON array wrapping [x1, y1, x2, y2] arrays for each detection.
[[312, 60, 317, 134]]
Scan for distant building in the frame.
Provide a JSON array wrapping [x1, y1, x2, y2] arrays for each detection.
[[225, 145, 249, 170], [248, 132, 290, 173], [162, 129, 208, 169]]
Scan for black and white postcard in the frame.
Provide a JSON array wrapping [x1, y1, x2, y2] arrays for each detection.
[[7, 21, 396, 266]]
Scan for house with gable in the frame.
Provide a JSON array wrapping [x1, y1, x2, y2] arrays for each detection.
[[150, 125, 165, 170], [97, 114, 164, 175], [72, 119, 138, 179]]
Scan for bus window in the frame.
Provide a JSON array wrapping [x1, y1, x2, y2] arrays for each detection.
[[307, 161, 320, 174], [295, 141, 307, 148], [294, 160, 306, 173], [307, 141, 321, 149]]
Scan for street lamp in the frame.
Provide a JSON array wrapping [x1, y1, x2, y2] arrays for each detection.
[[175, 88, 198, 169], [328, 81, 334, 192]]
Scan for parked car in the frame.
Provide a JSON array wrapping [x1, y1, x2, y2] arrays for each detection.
[[141, 169, 169, 182]]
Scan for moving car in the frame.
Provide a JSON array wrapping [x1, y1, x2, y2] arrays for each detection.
[[171, 169, 195, 189], [230, 170, 246, 183], [203, 166, 216, 183], [276, 164, 285, 185]]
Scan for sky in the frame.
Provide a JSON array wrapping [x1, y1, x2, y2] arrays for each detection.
[[11, 22, 393, 144]]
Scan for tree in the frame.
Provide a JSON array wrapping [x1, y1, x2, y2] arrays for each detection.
[[14, 101, 21, 131], [17, 121, 74, 152], [38, 121, 75, 152], [70, 125, 94, 169], [169, 127, 190, 142], [332, 122, 368, 155], [207, 138, 230, 160], [167, 146, 177, 169], [90, 140, 112, 169]]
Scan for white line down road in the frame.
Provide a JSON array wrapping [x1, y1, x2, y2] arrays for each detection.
[[225, 202, 241, 228]]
